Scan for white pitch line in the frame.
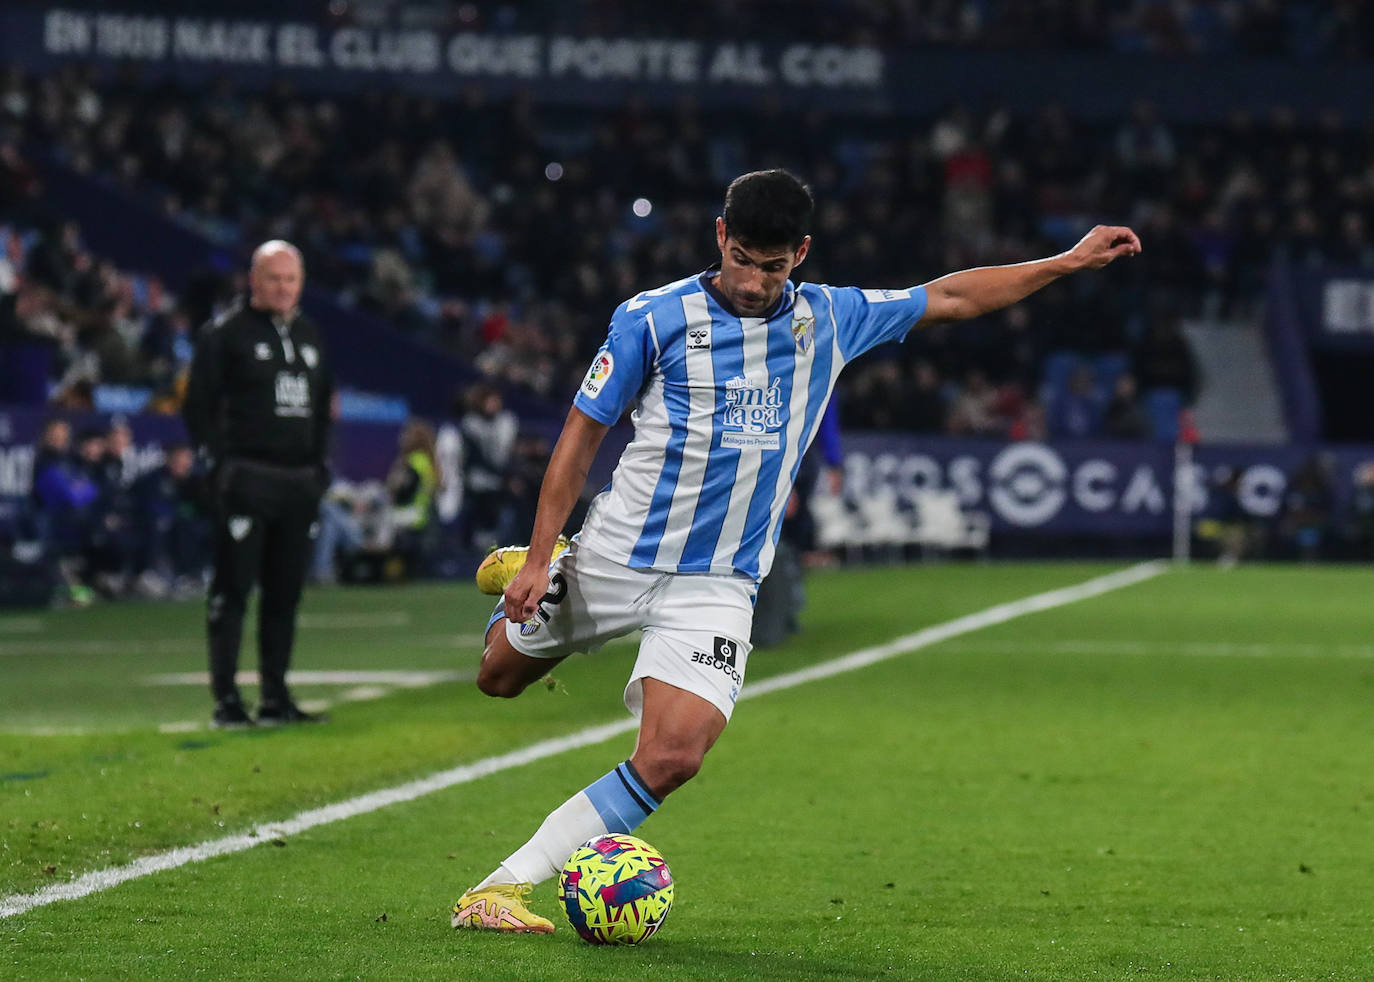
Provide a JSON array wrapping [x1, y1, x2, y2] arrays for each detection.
[[741, 560, 1168, 701], [0, 561, 1166, 919], [938, 638, 1374, 659]]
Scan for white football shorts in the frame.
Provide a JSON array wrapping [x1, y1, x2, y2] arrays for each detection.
[[505, 540, 755, 722]]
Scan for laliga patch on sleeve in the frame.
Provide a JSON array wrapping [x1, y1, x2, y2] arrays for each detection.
[[860, 288, 912, 303], [580, 351, 614, 398]]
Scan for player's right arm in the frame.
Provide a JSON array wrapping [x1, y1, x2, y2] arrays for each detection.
[[504, 298, 656, 621], [502, 406, 610, 623]]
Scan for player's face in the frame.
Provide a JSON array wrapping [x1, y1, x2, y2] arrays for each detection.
[[715, 218, 810, 316], [250, 248, 304, 317]]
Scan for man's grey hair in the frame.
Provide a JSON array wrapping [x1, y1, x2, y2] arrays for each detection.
[[251, 239, 303, 270]]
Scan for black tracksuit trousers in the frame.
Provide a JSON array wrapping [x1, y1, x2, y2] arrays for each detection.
[[207, 459, 321, 706]]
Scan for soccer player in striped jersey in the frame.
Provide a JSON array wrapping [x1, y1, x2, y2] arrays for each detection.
[[452, 169, 1141, 933]]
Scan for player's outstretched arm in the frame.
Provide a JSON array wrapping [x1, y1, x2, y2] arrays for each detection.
[[919, 225, 1141, 327], [503, 406, 610, 623]]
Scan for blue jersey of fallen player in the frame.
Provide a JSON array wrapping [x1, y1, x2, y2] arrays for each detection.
[[573, 269, 928, 582]]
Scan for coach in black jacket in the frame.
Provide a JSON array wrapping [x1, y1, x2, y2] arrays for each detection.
[[183, 240, 334, 728]]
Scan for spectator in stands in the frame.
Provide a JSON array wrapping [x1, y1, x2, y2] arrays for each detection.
[[384, 418, 442, 575], [129, 442, 208, 598], [1101, 372, 1149, 440], [73, 425, 108, 489], [1133, 316, 1201, 404], [505, 431, 552, 545], [1348, 461, 1374, 560], [1197, 466, 1256, 569], [845, 359, 907, 431], [458, 382, 518, 548], [907, 360, 949, 434], [1048, 362, 1103, 439], [100, 417, 133, 490], [140, 305, 195, 393], [1115, 100, 1176, 180], [91, 417, 139, 593], [1007, 397, 1047, 441], [947, 368, 1003, 437], [1280, 454, 1335, 562], [311, 484, 366, 586], [1, 279, 67, 352], [74, 424, 130, 596], [29, 417, 97, 605]]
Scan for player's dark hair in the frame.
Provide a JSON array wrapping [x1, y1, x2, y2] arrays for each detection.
[[722, 169, 813, 250]]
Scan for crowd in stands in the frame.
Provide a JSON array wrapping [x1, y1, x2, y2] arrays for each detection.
[[4, 16, 1374, 440], [2, 22, 1373, 595], [21, 416, 207, 604], [1, 1, 1373, 447], [0, 216, 195, 413], [557, 0, 1374, 58]]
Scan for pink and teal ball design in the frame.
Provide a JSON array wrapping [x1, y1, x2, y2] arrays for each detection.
[[558, 834, 674, 945]]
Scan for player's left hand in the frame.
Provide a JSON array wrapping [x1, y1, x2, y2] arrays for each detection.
[[1067, 225, 1142, 270]]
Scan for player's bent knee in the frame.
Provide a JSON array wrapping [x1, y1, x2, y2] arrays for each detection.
[[475, 659, 526, 699], [475, 632, 546, 699]]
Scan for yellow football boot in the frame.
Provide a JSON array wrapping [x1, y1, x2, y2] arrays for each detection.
[[451, 883, 555, 934], [475, 536, 570, 596]]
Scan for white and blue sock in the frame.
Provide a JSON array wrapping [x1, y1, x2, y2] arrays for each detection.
[[476, 761, 660, 888], [485, 599, 506, 636]]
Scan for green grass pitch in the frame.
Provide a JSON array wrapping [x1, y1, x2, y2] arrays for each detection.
[[3, 562, 1374, 980]]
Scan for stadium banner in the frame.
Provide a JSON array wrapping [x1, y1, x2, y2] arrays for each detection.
[[4, 8, 1374, 120], [5, 407, 1373, 537], [2, 8, 884, 103], [1291, 268, 1374, 353], [837, 434, 1374, 536]]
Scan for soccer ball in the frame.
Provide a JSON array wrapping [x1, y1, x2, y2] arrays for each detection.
[[558, 833, 674, 945]]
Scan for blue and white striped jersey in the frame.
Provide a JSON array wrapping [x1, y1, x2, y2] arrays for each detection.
[[573, 271, 928, 582]]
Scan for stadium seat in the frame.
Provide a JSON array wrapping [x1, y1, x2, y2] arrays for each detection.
[[855, 487, 910, 553], [1143, 387, 1184, 442], [1093, 352, 1130, 399], [1040, 350, 1082, 405], [909, 490, 991, 556], [809, 489, 861, 554]]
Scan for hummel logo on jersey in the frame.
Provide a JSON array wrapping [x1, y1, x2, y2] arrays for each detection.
[[686, 327, 711, 350], [228, 516, 253, 541], [254, 342, 272, 360]]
